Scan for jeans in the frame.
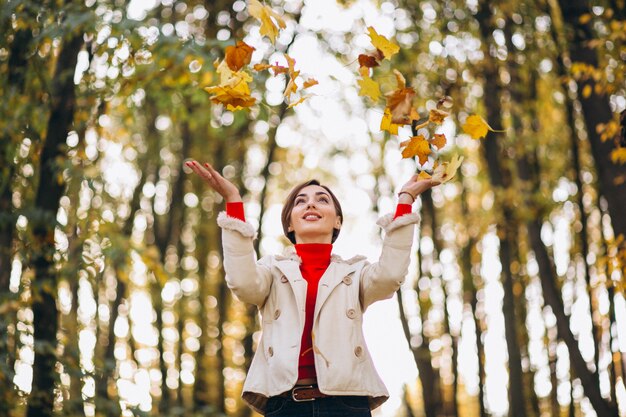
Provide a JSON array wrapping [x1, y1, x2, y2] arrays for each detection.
[[264, 395, 372, 417]]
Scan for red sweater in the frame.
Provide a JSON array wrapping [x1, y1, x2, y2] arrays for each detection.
[[225, 202, 412, 379]]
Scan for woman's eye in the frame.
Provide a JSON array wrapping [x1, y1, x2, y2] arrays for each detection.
[[319, 197, 329, 203], [295, 198, 305, 205]]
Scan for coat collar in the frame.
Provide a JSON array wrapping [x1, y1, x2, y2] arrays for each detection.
[[275, 246, 367, 265]]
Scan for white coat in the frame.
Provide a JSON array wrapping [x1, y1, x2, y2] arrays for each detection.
[[216, 211, 421, 414]]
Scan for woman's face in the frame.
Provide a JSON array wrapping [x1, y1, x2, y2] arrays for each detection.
[[288, 185, 341, 244]]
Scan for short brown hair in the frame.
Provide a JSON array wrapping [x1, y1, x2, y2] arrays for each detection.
[[281, 179, 343, 244]]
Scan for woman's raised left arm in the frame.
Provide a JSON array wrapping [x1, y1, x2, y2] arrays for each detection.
[[359, 175, 439, 309]]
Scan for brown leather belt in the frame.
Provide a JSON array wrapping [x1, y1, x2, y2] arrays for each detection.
[[277, 385, 330, 402]]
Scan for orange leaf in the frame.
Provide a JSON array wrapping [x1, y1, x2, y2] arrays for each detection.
[[303, 78, 318, 88], [358, 54, 380, 68], [430, 133, 447, 149], [224, 41, 255, 71], [253, 63, 272, 71], [385, 69, 414, 124], [283, 54, 300, 98], [429, 108, 449, 124], [400, 135, 431, 164]]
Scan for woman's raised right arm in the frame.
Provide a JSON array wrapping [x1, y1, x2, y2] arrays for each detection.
[[186, 160, 272, 306]]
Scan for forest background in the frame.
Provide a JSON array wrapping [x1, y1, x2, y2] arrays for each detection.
[[1, 0, 625, 417]]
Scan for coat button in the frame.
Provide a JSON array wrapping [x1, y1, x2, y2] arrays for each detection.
[[280, 275, 288, 283], [274, 309, 281, 320], [342, 276, 353, 285], [268, 346, 274, 356], [346, 308, 357, 319], [354, 346, 363, 357]]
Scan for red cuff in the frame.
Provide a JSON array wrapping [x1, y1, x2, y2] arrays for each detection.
[[393, 203, 412, 219], [226, 202, 245, 221]]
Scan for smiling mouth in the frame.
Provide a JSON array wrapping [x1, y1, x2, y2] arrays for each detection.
[[303, 213, 321, 221]]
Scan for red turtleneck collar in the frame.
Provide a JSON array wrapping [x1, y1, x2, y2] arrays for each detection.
[[294, 243, 332, 267]]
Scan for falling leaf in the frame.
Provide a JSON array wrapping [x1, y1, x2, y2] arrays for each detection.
[[400, 135, 431, 164], [358, 54, 380, 68], [224, 41, 255, 71], [283, 54, 300, 98], [380, 108, 400, 134], [462, 114, 495, 139], [386, 71, 415, 124], [287, 95, 312, 108], [417, 170, 432, 180], [611, 147, 626, 164], [253, 62, 288, 75], [430, 133, 447, 149], [431, 155, 464, 183], [429, 108, 449, 124], [248, 0, 286, 44], [582, 84, 592, 98], [253, 63, 272, 71], [303, 78, 318, 88], [367, 27, 400, 60], [204, 70, 256, 110], [358, 74, 381, 102]]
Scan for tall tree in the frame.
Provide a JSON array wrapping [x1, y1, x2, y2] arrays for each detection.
[[26, 8, 85, 417]]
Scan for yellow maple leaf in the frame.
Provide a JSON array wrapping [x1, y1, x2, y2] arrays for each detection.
[[400, 135, 431, 164], [248, 0, 286, 44], [367, 27, 400, 60], [462, 114, 496, 139], [610, 147, 626, 164], [431, 155, 464, 183], [430, 133, 447, 149], [204, 70, 256, 110], [380, 108, 400, 134], [357, 75, 381, 102]]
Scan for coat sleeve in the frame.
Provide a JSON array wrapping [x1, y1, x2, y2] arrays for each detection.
[[359, 212, 420, 310], [217, 211, 273, 307]]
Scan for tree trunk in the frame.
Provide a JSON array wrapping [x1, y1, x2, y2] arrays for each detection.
[[398, 224, 442, 417], [475, 3, 528, 415], [457, 168, 488, 417], [192, 206, 212, 410], [26, 30, 84, 417], [556, 0, 626, 243], [422, 190, 459, 417], [1, 26, 35, 413], [516, 156, 618, 416]]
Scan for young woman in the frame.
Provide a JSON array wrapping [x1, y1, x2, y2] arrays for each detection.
[[185, 160, 438, 416]]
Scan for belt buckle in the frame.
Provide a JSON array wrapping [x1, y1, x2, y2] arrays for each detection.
[[291, 385, 316, 402]]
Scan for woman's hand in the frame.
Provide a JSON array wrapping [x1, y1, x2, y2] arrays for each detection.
[[185, 160, 242, 203], [398, 174, 440, 204]]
